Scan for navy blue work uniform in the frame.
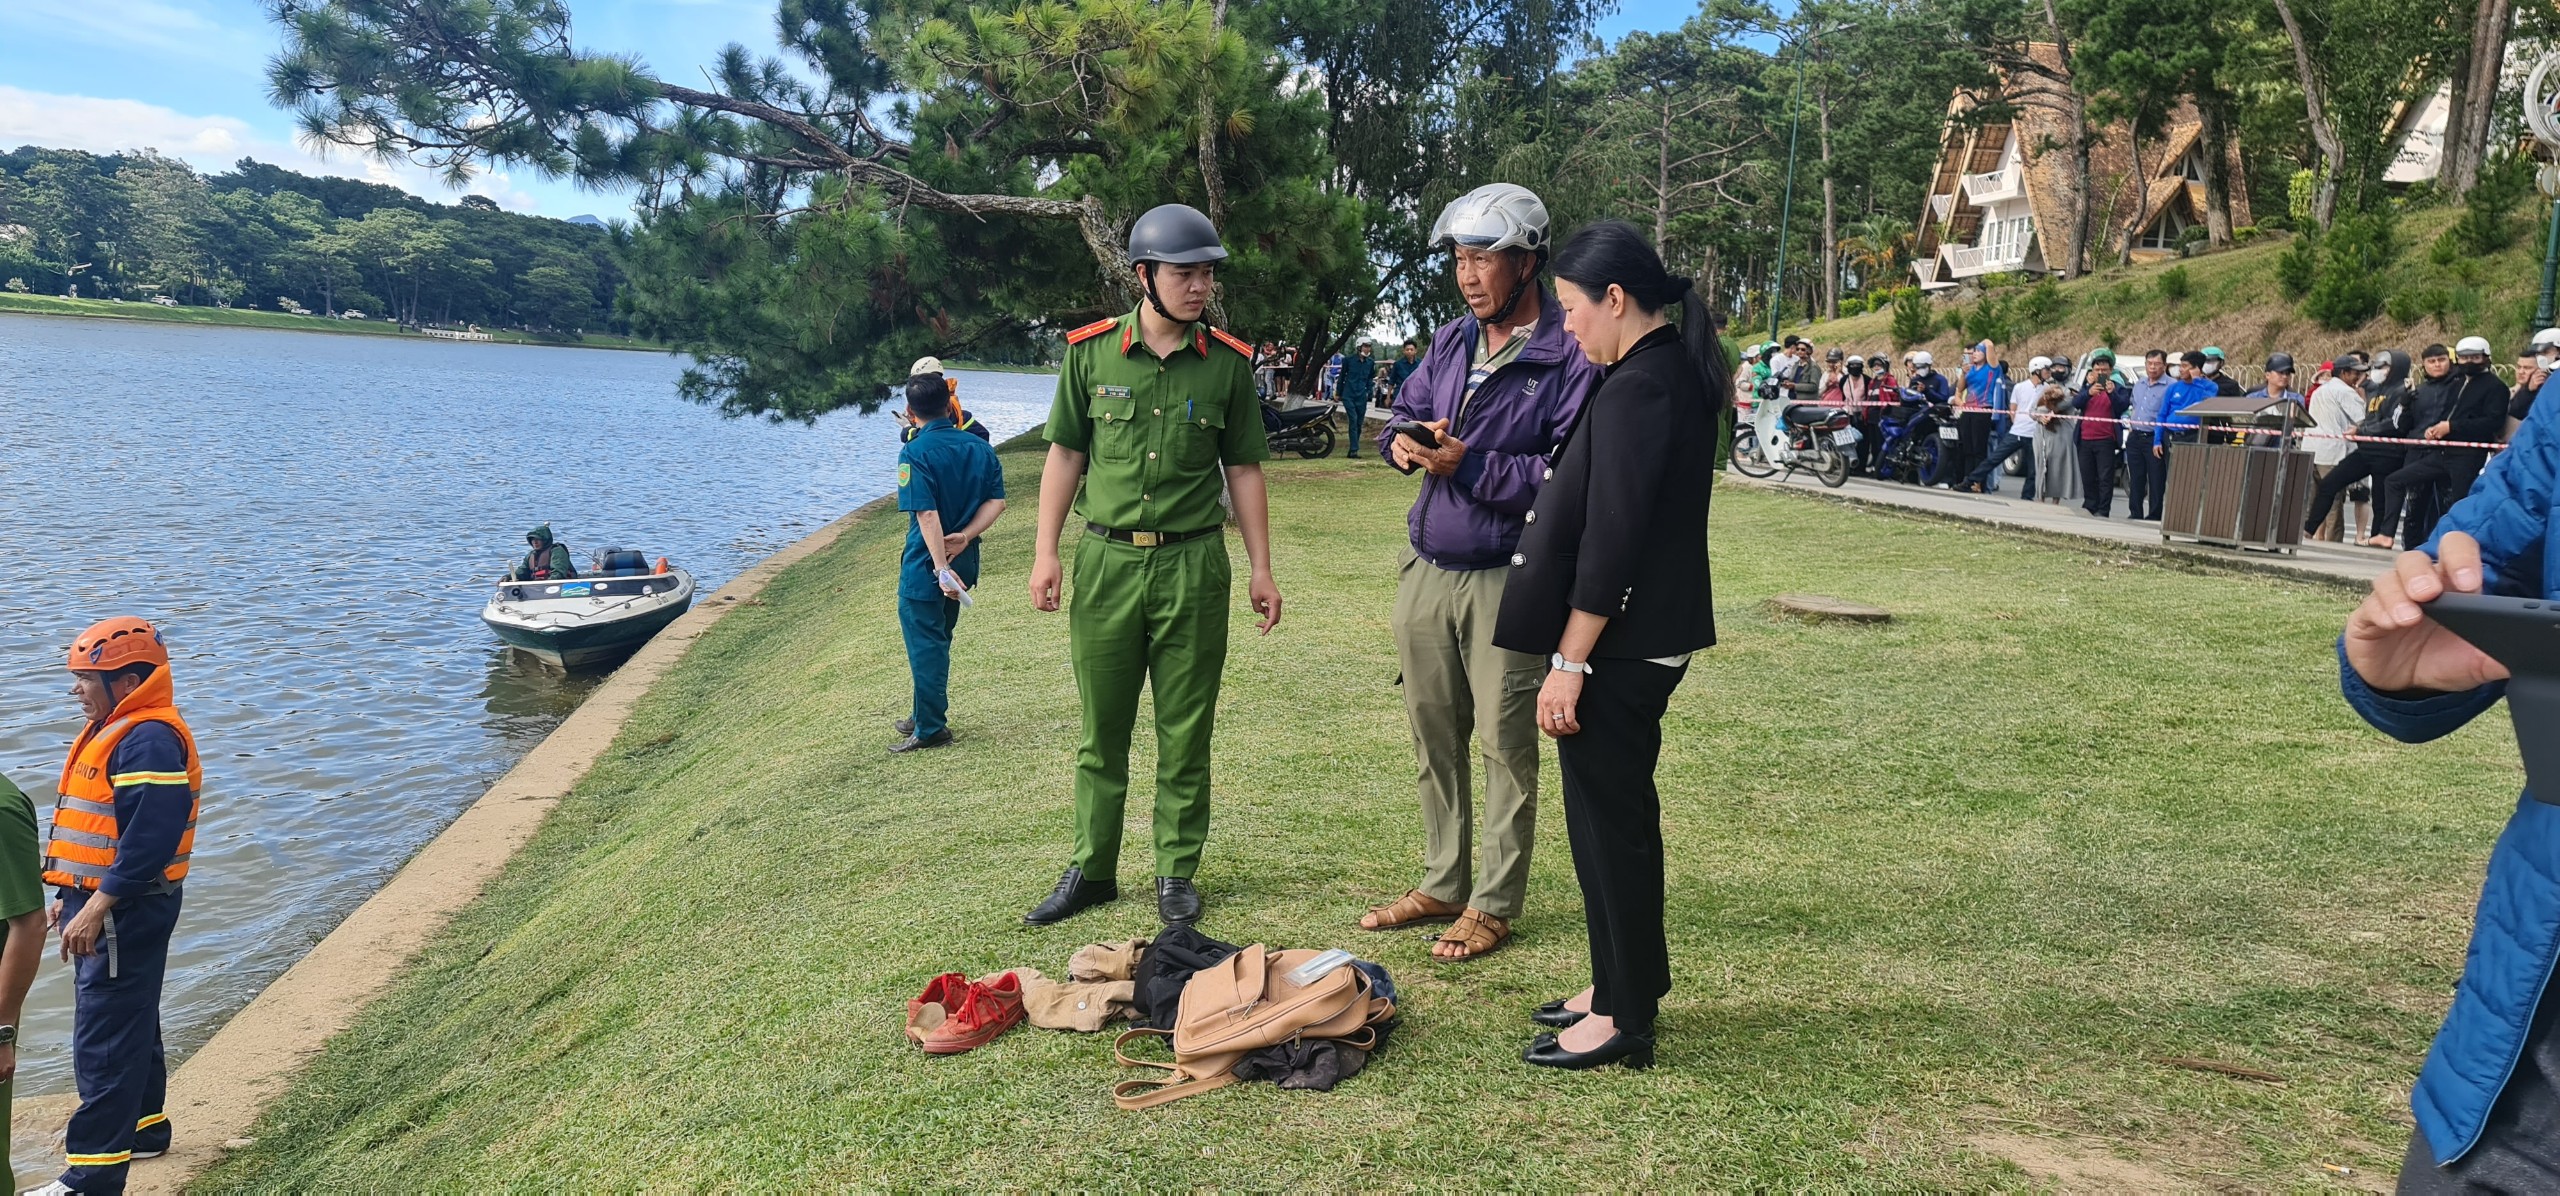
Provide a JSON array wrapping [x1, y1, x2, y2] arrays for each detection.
[[897, 418, 1006, 739], [58, 723, 190, 1194]]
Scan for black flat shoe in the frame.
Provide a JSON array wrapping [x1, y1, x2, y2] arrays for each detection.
[[888, 729, 952, 753], [1156, 876, 1202, 926], [1531, 998, 1588, 1029], [1024, 866, 1118, 925], [893, 717, 916, 735], [1524, 1029, 1655, 1071]]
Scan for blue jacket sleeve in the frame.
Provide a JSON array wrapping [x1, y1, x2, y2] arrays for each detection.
[[2339, 638, 2502, 742], [100, 723, 190, 898]]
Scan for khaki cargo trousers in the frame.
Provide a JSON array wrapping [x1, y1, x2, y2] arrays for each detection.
[[1392, 550, 1543, 920]]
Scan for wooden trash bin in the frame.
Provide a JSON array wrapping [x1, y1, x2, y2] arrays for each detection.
[[2158, 395, 2315, 553]]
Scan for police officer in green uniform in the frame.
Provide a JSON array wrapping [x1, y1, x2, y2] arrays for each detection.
[[1024, 204, 1283, 928]]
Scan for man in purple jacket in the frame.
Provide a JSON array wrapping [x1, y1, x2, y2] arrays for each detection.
[[1360, 183, 1599, 961]]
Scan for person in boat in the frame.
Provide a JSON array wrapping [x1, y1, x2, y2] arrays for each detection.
[[899, 357, 991, 443], [511, 525, 576, 581], [42, 618, 200, 1194], [891, 365, 1008, 754]]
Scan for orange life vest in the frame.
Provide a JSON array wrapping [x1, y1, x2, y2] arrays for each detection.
[[46, 669, 200, 891]]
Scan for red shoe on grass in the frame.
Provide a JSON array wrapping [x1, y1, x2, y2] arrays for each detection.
[[906, 972, 970, 1044], [919, 972, 1026, 1055]]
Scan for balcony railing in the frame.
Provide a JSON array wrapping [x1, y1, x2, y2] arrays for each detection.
[[1945, 242, 2030, 276], [1961, 168, 2023, 203]]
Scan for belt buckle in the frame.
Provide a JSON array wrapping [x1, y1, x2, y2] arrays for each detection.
[[1131, 531, 1161, 547]]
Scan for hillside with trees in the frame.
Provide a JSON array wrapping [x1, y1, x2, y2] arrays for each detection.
[[0, 148, 626, 335]]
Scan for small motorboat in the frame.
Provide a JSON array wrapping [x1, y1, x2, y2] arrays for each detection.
[[480, 548, 696, 668]]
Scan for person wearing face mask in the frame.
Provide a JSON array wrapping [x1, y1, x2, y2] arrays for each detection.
[[1823, 351, 1876, 474], [2306, 349, 2419, 543], [2200, 346, 2242, 396], [1966, 355, 2047, 496], [2370, 339, 2508, 549]]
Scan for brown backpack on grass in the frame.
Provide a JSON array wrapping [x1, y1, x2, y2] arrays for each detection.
[[1111, 945, 1395, 1109]]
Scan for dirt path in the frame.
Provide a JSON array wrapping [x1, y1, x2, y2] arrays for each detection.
[[4, 499, 886, 1194]]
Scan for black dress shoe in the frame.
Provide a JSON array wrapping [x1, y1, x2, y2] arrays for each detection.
[[1156, 876, 1202, 926], [893, 717, 916, 735], [1024, 867, 1118, 925], [1524, 1028, 1656, 1071], [888, 729, 952, 754], [1531, 998, 1588, 1029]]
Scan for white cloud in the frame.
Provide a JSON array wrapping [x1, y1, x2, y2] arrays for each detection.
[[0, 85, 557, 214]]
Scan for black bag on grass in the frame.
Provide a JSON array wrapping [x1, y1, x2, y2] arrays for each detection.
[[1132, 925, 1241, 1031]]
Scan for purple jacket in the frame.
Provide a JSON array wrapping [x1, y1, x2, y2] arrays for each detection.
[[1380, 291, 1600, 570]]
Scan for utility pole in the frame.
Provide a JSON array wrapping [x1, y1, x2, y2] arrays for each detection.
[[1766, 20, 1851, 343]]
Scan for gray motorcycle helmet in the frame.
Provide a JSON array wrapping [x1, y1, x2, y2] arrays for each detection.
[[1127, 204, 1229, 266]]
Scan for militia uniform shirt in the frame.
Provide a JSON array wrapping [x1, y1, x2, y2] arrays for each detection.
[[1044, 308, 1268, 535]]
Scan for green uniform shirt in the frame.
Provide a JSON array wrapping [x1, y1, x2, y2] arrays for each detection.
[[0, 775, 42, 921], [1045, 309, 1268, 535]]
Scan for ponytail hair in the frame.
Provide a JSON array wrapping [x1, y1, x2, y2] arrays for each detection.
[[1551, 220, 1731, 414]]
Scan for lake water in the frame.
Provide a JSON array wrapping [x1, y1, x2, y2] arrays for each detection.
[[0, 314, 1051, 1096]]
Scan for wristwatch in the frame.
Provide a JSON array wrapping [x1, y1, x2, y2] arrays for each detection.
[[0, 1025, 19, 1046], [1550, 654, 1594, 675]]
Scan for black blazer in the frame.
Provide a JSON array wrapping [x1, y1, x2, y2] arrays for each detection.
[[1492, 324, 1716, 661]]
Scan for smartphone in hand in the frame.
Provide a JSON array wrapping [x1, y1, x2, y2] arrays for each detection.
[[1386, 420, 1442, 450]]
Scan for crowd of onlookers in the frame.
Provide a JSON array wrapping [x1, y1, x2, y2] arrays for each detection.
[[1736, 330, 2560, 548], [1252, 339, 1422, 457]]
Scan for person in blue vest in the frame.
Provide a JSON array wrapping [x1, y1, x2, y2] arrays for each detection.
[[890, 369, 1007, 753], [2342, 386, 2560, 1188]]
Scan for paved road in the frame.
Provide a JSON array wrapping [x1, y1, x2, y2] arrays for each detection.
[[1731, 469, 2394, 586]]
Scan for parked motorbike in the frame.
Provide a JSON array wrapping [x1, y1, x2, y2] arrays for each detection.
[[1261, 399, 1338, 459], [1731, 402, 1854, 488], [1876, 399, 1952, 486]]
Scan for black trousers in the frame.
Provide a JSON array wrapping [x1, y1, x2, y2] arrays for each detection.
[[2076, 438, 2119, 515], [2122, 439, 2168, 519], [1555, 657, 1688, 1037], [2303, 448, 2401, 537], [2380, 450, 2488, 546], [2397, 979, 2560, 1193]]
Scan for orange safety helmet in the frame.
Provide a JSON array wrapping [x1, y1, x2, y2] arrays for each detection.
[[67, 616, 170, 673]]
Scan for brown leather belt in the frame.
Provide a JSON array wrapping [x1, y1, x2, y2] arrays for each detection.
[[1087, 522, 1216, 548]]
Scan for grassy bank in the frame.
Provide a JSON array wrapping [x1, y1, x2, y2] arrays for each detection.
[[1796, 203, 2555, 373], [200, 443, 2509, 1188], [0, 292, 664, 351]]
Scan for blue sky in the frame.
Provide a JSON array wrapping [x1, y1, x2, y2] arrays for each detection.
[[0, 0, 1706, 221]]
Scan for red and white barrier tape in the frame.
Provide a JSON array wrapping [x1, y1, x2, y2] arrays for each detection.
[[1755, 398, 2512, 452]]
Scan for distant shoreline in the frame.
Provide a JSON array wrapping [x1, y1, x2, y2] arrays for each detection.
[[0, 293, 665, 352], [0, 296, 1057, 374]]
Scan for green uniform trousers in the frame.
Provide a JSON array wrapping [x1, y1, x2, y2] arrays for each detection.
[[1393, 551, 1544, 920], [1069, 530, 1231, 879]]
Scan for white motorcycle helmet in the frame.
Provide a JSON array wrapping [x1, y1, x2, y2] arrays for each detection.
[[1429, 183, 1551, 254]]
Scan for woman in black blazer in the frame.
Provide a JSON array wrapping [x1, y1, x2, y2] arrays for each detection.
[[1492, 221, 1722, 1071]]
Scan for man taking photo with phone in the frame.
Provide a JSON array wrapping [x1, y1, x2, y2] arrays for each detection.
[[1363, 184, 1598, 962]]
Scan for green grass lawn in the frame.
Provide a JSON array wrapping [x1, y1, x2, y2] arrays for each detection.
[[197, 444, 2512, 1189], [0, 292, 663, 350]]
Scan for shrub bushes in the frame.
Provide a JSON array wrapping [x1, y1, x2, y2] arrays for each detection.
[[1889, 287, 1935, 350], [2158, 265, 2193, 303], [2277, 232, 2318, 300], [2305, 211, 2396, 330]]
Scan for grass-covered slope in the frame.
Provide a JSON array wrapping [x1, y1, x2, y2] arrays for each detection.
[[1801, 204, 2558, 368], [199, 446, 2513, 1189]]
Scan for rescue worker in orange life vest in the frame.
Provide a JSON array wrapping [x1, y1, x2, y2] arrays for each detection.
[[511, 524, 576, 581], [41, 617, 200, 1195], [898, 357, 991, 444]]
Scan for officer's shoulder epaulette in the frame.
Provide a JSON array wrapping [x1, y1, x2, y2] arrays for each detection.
[[1066, 318, 1120, 346], [1209, 328, 1253, 358]]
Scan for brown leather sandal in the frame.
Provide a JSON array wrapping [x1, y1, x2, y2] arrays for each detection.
[[1431, 908, 1512, 960], [1362, 889, 1463, 931]]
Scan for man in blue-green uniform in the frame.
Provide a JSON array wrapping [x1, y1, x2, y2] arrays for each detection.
[[891, 367, 1008, 754], [1024, 203, 1283, 928]]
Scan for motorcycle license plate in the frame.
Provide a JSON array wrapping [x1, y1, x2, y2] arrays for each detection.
[[1830, 428, 1859, 447], [1936, 425, 1960, 441]]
